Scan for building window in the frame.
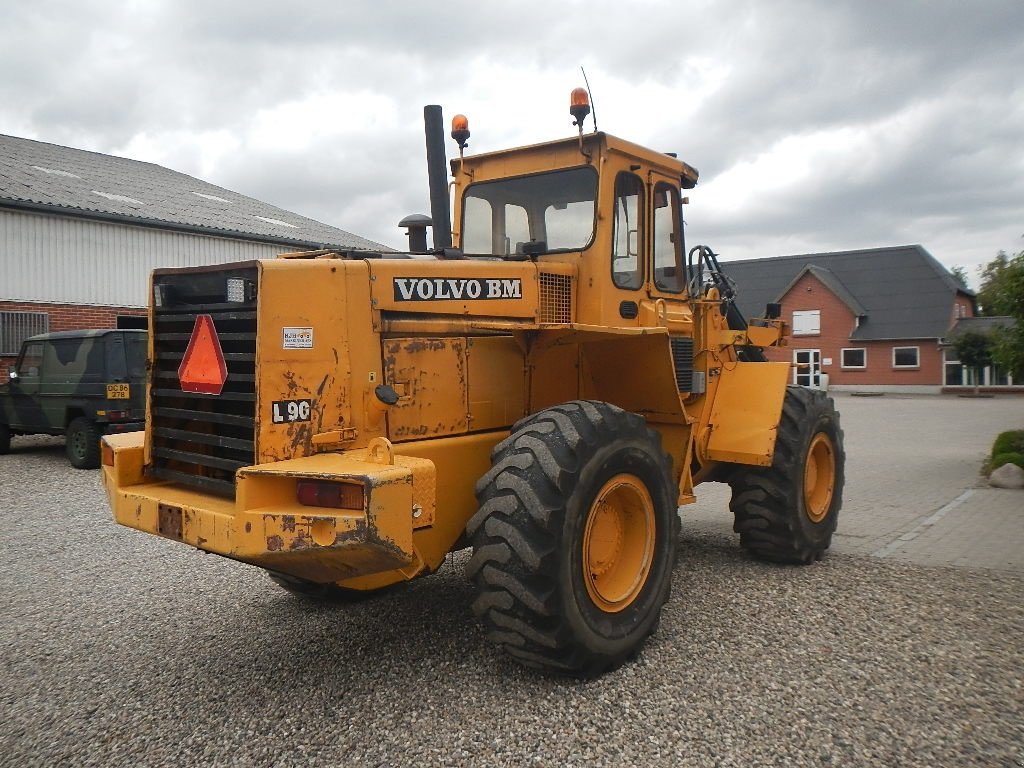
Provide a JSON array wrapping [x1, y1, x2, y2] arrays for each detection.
[[893, 346, 919, 368], [841, 348, 866, 369], [792, 310, 820, 336], [944, 349, 1016, 387], [0, 311, 49, 355]]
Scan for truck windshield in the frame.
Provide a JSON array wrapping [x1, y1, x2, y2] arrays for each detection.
[[461, 166, 597, 257]]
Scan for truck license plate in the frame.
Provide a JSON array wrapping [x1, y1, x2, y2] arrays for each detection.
[[106, 383, 130, 399]]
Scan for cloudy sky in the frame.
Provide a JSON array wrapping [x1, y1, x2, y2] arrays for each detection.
[[3, 0, 1022, 285]]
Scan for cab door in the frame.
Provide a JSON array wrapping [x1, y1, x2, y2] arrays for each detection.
[[642, 176, 690, 333], [6, 341, 45, 430]]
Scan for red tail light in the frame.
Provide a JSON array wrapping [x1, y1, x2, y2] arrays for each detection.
[[296, 480, 364, 510]]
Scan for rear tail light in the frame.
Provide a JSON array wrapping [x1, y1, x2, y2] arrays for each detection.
[[106, 410, 128, 420], [296, 480, 365, 510]]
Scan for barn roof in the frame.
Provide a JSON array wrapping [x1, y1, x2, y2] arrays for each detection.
[[0, 133, 386, 251], [722, 245, 973, 341]]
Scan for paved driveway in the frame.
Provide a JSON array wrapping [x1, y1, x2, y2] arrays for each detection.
[[685, 392, 1024, 571]]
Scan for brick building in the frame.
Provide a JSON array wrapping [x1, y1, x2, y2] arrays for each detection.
[[723, 245, 1018, 393], [1, 134, 384, 381]]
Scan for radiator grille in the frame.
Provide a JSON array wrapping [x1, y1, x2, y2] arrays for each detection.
[[539, 272, 572, 324], [149, 264, 258, 497], [670, 337, 695, 392]]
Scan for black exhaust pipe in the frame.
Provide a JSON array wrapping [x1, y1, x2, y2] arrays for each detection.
[[423, 105, 453, 251]]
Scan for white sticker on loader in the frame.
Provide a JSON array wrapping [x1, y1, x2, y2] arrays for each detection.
[[282, 327, 313, 349]]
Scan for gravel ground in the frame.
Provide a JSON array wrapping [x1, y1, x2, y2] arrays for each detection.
[[2, 435, 1023, 767]]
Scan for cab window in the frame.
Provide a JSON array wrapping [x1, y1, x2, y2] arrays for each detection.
[[653, 182, 684, 293], [612, 172, 644, 290], [461, 167, 597, 256]]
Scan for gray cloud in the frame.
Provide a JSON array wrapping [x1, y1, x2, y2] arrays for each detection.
[[2, 0, 1021, 278]]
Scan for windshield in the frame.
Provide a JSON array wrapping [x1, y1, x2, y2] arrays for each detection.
[[461, 167, 597, 257]]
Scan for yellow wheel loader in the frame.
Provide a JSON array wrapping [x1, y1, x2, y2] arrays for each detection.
[[101, 91, 844, 676]]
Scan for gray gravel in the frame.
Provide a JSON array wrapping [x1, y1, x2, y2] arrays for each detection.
[[2, 435, 1023, 767]]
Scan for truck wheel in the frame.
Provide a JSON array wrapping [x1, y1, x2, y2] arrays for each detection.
[[266, 572, 391, 602], [0, 423, 10, 454], [66, 417, 100, 469], [467, 400, 679, 677], [728, 386, 845, 564]]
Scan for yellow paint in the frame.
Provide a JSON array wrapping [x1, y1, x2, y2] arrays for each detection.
[[705, 362, 790, 465], [582, 473, 655, 613]]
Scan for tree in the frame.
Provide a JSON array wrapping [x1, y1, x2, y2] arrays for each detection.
[[976, 250, 1024, 317], [950, 265, 970, 290], [975, 248, 1024, 380], [953, 331, 993, 394]]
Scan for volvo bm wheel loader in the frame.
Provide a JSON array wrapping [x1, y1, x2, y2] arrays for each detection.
[[102, 91, 845, 676]]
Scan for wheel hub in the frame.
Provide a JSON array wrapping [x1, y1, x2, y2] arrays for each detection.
[[582, 474, 655, 613], [804, 433, 836, 523]]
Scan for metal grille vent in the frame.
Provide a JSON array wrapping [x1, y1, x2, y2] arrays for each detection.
[[670, 337, 695, 391], [149, 264, 258, 497], [1, 311, 49, 355], [539, 272, 572, 324]]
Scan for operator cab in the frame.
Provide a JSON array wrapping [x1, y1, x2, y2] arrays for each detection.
[[449, 92, 699, 328]]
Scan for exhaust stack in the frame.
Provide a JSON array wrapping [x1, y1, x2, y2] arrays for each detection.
[[423, 105, 452, 251]]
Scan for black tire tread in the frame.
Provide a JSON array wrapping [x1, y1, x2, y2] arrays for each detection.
[[66, 417, 100, 469]]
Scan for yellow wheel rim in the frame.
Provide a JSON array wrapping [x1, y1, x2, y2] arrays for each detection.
[[582, 474, 655, 613], [804, 433, 836, 523]]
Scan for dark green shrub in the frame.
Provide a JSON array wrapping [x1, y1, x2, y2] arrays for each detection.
[[992, 430, 1024, 456], [991, 452, 1024, 471]]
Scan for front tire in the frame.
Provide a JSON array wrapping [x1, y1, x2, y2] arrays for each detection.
[[66, 417, 100, 469], [467, 400, 679, 676], [0, 423, 10, 454], [728, 386, 845, 564]]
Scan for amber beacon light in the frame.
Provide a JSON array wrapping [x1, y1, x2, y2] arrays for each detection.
[[451, 114, 470, 153], [570, 87, 591, 131]]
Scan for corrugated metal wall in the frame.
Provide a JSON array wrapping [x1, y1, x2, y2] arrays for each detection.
[[0, 209, 290, 307]]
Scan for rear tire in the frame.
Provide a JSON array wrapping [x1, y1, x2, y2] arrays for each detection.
[[467, 400, 679, 677], [728, 386, 845, 564], [66, 417, 100, 469], [266, 571, 393, 602], [0, 423, 10, 454]]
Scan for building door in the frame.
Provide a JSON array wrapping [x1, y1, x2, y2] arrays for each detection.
[[793, 349, 821, 388]]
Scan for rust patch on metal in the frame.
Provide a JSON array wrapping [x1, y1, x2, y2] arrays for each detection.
[[281, 515, 296, 532], [245, 522, 252, 533], [267, 535, 284, 551], [157, 504, 183, 541]]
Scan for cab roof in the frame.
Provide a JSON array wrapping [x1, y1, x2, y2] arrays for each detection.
[[452, 132, 699, 187], [25, 329, 146, 343]]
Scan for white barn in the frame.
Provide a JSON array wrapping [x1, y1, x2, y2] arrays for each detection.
[[0, 134, 384, 377]]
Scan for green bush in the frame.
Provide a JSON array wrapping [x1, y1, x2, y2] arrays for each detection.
[[992, 430, 1024, 456], [991, 452, 1024, 471]]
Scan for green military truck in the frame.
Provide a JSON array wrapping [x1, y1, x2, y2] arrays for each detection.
[[0, 329, 147, 468]]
